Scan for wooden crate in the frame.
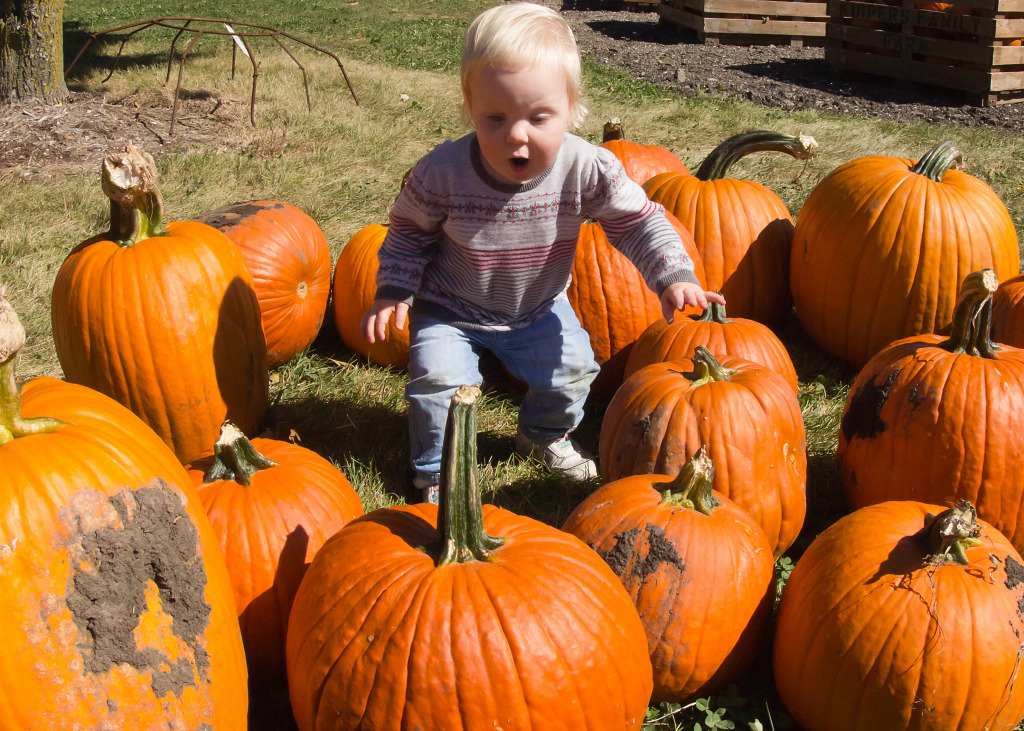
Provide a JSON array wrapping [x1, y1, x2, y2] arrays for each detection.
[[826, 0, 1024, 105], [657, 0, 829, 45]]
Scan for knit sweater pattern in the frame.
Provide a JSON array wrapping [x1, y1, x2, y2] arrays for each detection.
[[375, 131, 698, 330]]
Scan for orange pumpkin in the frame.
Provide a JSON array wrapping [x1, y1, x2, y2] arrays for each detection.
[[623, 300, 799, 392], [194, 201, 333, 368], [332, 223, 410, 368], [600, 346, 807, 555], [568, 211, 706, 401], [286, 385, 653, 730], [774, 500, 1024, 731], [791, 141, 1020, 368], [562, 449, 775, 703], [644, 130, 818, 325], [599, 117, 690, 186], [0, 291, 248, 728], [992, 272, 1024, 347], [186, 421, 364, 689], [838, 270, 1024, 553], [51, 144, 268, 464]]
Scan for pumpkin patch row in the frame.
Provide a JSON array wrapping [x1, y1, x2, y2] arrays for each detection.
[[3, 121, 1024, 731]]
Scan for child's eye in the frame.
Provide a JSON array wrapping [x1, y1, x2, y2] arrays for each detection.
[[486, 115, 504, 123]]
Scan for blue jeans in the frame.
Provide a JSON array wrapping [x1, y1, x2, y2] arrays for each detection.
[[406, 298, 600, 478]]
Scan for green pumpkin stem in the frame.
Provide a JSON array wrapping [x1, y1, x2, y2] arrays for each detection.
[[102, 143, 165, 246], [694, 130, 818, 181], [941, 269, 1000, 358], [0, 288, 64, 445], [923, 500, 982, 566], [698, 300, 730, 324], [437, 385, 505, 564], [203, 421, 277, 486], [602, 118, 625, 143], [656, 446, 719, 512], [688, 345, 737, 387], [909, 141, 963, 182]]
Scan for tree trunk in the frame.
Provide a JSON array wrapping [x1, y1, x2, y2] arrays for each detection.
[[1, 0, 68, 103]]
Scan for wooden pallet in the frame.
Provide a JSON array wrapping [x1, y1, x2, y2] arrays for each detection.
[[826, 0, 1024, 104], [657, 0, 829, 45]]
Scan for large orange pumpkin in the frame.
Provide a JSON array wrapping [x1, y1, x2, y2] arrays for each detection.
[[562, 449, 775, 703], [186, 421, 364, 689], [568, 212, 706, 401], [644, 130, 817, 326], [286, 385, 653, 730], [51, 144, 268, 464], [790, 141, 1020, 368], [332, 223, 410, 368], [838, 269, 1024, 553], [194, 200, 333, 368], [623, 300, 799, 392], [600, 346, 806, 555], [599, 117, 690, 186], [0, 291, 248, 729], [774, 500, 1024, 731]]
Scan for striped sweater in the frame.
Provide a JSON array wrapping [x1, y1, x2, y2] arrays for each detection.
[[375, 131, 698, 330]]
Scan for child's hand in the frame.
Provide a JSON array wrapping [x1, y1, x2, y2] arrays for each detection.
[[361, 299, 409, 344], [660, 282, 726, 323]]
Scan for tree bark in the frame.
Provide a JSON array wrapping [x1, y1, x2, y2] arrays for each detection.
[[1, 0, 68, 103]]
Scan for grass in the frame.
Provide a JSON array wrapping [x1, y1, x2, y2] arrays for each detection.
[[3, 0, 1024, 728]]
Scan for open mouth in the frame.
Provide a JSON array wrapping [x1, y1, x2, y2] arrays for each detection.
[[510, 157, 529, 172]]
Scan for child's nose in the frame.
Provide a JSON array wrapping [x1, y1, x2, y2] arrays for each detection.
[[507, 120, 530, 144]]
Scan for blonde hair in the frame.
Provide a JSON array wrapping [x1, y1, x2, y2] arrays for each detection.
[[460, 2, 587, 128]]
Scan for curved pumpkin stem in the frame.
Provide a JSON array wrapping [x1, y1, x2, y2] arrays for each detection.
[[0, 288, 64, 445], [909, 141, 963, 182], [694, 130, 818, 181], [437, 384, 505, 565], [656, 446, 719, 513], [941, 269, 1000, 358], [203, 420, 277, 486], [687, 345, 737, 387], [102, 142, 165, 246], [923, 500, 982, 566], [602, 117, 625, 142]]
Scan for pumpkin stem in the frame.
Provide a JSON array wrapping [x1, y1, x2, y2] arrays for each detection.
[[908, 141, 963, 182], [698, 300, 730, 324], [941, 269, 1001, 358], [655, 446, 719, 513], [437, 385, 505, 564], [203, 420, 277, 486], [923, 500, 982, 566], [694, 130, 818, 181], [687, 345, 737, 387], [0, 288, 65, 445], [602, 117, 625, 142], [102, 143, 165, 246]]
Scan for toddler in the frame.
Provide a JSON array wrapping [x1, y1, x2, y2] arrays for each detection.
[[362, 1, 724, 503]]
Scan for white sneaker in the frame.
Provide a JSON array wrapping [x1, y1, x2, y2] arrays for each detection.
[[412, 473, 440, 505], [514, 430, 599, 481]]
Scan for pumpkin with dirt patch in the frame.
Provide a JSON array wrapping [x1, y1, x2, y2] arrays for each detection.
[[562, 448, 775, 703], [838, 269, 1024, 554], [0, 290, 248, 729], [774, 500, 1024, 731]]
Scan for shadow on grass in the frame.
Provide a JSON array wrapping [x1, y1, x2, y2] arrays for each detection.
[[64, 18, 220, 87]]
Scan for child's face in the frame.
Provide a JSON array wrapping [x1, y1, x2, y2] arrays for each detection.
[[468, 64, 571, 185]]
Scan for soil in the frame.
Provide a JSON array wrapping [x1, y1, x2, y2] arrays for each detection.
[[550, 0, 1024, 132], [1, 0, 1021, 184]]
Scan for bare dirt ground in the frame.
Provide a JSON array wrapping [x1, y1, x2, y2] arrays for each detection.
[[2, 0, 1021, 184], [552, 0, 1024, 132]]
